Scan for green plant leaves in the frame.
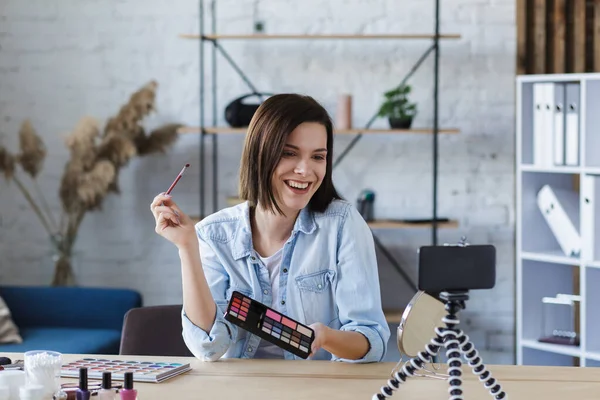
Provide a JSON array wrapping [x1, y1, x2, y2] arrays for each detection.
[[377, 84, 417, 120]]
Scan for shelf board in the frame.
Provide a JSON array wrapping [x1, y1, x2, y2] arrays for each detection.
[[367, 219, 458, 229], [178, 126, 460, 135], [521, 339, 582, 357], [383, 309, 404, 324], [521, 250, 580, 266], [585, 167, 600, 175], [180, 33, 462, 40], [190, 214, 458, 230], [587, 260, 600, 269], [585, 351, 600, 361], [520, 165, 581, 174]]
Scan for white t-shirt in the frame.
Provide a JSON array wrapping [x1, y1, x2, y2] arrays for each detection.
[[253, 247, 285, 359]]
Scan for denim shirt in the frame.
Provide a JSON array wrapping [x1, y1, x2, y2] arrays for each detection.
[[181, 199, 390, 363]]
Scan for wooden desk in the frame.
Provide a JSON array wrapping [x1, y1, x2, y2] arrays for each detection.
[[3, 353, 599, 399]]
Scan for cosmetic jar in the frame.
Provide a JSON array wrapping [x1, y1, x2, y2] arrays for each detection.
[[24, 350, 63, 398]]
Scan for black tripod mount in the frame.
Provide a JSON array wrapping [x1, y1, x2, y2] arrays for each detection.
[[372, 291, 507, 400]]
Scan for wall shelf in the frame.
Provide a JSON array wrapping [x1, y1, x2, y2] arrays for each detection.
[[190, 214, 457, 231], [367, 219, 458, 229], [185, 0, 460, 299], [520, 250, 580, 266], [180, 33, 462, 40], [178, 126, 460, 135]]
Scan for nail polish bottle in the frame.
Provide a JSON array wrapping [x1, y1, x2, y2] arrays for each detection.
[[120, 372, 137, 400], [97, 372, 115, 400], [76, 367, 90, 400]]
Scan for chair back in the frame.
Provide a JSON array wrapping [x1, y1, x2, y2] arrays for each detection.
[[119, 305, 194, 357]]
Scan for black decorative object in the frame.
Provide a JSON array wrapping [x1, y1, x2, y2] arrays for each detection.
[[357, 189, 375, 221], [224, 93, 271, 127]]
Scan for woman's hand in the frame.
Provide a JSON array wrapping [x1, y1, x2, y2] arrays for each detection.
[[308, 322, 330, 358], [150, 193, 197, 250], [307, 322, 370, 361]]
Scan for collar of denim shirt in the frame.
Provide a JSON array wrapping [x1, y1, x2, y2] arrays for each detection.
[[231, 201, 317, 260]]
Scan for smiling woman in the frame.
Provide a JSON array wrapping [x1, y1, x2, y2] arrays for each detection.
[[151, 93, 391, 364], [238, 94, 340, 217]]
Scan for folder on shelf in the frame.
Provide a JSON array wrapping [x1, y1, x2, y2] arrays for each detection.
[[581, 175, 595, 261], [537, 184, 581, 257], [564, 83, 580, 166], [532, 82, 555, 167], [553, 83, 566, 166], [533, 83, 546, 166]]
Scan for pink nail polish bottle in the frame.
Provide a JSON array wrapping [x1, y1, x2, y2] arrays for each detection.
[[120, 372, 137, 400]]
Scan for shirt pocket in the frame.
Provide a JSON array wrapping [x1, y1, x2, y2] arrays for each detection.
[[295, 269, 337, 326]]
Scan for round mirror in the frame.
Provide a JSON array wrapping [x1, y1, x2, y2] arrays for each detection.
[[397, 291, 446, 358]]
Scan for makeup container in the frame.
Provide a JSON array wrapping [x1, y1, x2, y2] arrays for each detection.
[[120, 372, 137, 400], [24, 350, 62, 398], [0, 385, 8, 400], [19, 385, 44, 400], [0, 370, 25, 400], [225, 291, 315, 358], [97, 372, 115, 400], [76, 368, 90, 400]]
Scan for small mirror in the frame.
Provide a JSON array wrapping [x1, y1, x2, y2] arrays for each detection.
[[397, 291, 446, 358]]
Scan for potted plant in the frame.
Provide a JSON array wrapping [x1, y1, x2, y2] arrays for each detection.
[[376, 84, 417, 129]]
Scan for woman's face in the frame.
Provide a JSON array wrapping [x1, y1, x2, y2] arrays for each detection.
[[271, 122, 328, 216]]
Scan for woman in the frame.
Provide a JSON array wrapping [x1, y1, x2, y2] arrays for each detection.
[[150, 94, 390, 362]]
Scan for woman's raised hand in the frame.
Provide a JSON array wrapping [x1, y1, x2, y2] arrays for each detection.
[[150, 193, 197, 250]]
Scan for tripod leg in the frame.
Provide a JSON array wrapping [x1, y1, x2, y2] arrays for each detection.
[[441, 327, 464, 400], [372, 336, 443, 400], [457, 330, 507, 399]]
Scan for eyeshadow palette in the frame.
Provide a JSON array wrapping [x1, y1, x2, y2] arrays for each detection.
[[60, 358, 191, 383], [225, 291, 315, 359]]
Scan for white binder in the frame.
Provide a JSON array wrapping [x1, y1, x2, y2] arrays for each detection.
[[564, 83, 580, 166], [537, 184, 581, 257], [553, 83, 565, 166], [533, 83, 547, 166], [533, 83, 555, 167], [581, 175, 595, 261]]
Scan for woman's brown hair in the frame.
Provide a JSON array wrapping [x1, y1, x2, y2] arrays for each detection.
[[238, 93, 340, 215]]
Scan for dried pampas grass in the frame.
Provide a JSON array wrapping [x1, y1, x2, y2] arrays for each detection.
[[65, 117, 100, 169], [131, 80, 157, 116], [59, 161, 84, 214], [0, 146, 16, 180], [18, 120, 46, 178], [136, 123, 182, 155], [77, 160, 116, 210], [104, 80, 158, 140], [95, 135, 137, 194], [3, 79, 180, 286], [97, 135, 138, 166]]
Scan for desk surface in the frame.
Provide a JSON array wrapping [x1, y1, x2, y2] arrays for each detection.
[[3, 353, 599, 399]]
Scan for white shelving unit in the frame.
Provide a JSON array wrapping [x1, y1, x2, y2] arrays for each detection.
[[516, 73, 600, 367]]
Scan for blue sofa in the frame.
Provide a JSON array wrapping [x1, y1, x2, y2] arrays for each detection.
[[0, 286, 142, 355]]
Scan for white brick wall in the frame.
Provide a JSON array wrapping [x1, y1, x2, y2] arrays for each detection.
[[0, 0, 516, 363]]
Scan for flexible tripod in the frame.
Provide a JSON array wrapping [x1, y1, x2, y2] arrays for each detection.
[[373, 291, 507, 400]]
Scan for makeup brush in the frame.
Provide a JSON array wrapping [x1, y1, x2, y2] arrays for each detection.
[[166, 163, 190, 195]]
